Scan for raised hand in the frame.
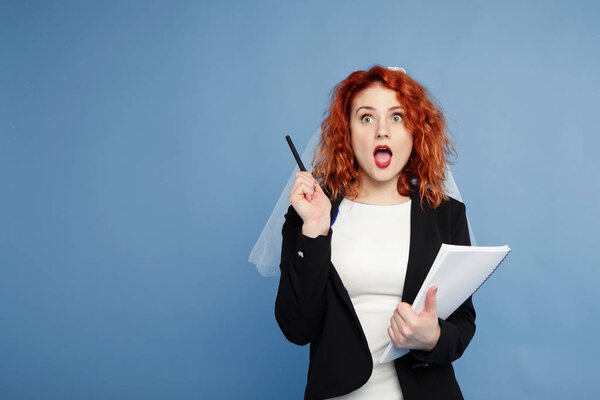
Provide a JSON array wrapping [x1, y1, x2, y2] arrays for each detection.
[[289, 171, 331, 238]]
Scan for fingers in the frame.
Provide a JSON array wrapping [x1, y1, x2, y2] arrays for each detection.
[[389, 304, 412, 348], [290, 172, 319, 203], [390, 297, 440, 350], [389, 315, 404, 347], [295, 171, 318, 191], [290, 180, 314, 199], [290, 180, 316, 203], [394, 302, 416, 327], [422, 286, 438, 316], [387, 326, 400, 347]]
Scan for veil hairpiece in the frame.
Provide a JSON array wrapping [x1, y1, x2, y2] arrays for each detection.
[[249, 67, 475, 277], [387, 66, 407, 73]]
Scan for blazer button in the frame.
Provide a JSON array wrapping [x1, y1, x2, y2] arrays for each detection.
[[297, 251, 304, 258]]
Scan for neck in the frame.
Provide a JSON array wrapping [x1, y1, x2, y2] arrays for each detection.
[[348, 172, 410, 205]]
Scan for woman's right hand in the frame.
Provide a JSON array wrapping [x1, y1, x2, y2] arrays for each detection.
[[289, 171, 331, 238]]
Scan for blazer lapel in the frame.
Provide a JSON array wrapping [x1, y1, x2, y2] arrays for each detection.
[[401, 188, 443, 305]]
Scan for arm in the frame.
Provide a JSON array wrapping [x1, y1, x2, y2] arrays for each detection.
[[274, 205, 332, 346], [410, 201, 476, 366]]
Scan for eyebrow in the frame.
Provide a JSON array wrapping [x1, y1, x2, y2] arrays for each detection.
[[355, 106, 404, 114]]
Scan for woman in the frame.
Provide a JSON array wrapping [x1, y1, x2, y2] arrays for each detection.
[[275, 66, 475, 400]]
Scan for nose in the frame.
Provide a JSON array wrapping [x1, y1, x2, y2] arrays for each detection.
[[376, 120, 390, 138]]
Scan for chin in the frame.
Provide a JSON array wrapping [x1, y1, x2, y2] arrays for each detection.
[[369, 167, 402, 183]]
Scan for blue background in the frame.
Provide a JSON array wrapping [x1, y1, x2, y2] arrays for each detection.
[[2, 0, 599, 398]]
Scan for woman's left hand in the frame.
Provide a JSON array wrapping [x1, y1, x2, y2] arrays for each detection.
[[388, 286, 441, 351]]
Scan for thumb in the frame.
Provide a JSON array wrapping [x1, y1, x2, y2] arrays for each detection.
[[423, 286, 438, 316]]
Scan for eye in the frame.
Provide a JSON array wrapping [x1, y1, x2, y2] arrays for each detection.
[[361, 114, 374, 123], [392, 113, 403, 122]]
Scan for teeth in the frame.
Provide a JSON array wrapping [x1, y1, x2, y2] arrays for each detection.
[[374, 147, 392, 155]]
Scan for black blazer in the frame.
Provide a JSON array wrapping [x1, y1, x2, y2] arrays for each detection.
[[275, 184, 475, 400]]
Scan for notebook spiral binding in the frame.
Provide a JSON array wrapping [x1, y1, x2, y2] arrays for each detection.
[[472, 248, 511, 296]]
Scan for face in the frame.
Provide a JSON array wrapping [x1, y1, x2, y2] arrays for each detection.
[[349, 84, 413, 187]]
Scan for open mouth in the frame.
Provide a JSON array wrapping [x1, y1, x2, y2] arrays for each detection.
[[373, 145, 392, 168]]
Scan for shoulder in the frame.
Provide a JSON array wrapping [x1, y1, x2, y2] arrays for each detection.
[[436, 195, 466, 214], [420, 197, 466, 235], [410, 182, 466, 217], [440, 196, 467, 233], [414, 194, 470, 245]]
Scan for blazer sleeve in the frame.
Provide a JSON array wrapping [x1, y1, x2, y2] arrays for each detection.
[[274, 204, 332, 346], [410, 201, 476, 367]]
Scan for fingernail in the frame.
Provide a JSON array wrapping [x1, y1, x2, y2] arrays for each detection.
[[434, 286, 438, 295]]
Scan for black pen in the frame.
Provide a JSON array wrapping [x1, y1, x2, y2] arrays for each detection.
[[285, 135, 306, 172]]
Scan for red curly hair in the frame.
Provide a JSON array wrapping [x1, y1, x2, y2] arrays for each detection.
[[312, 65, 455, 209]]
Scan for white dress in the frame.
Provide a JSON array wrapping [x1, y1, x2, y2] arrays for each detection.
[[326, 198, 411, 400]]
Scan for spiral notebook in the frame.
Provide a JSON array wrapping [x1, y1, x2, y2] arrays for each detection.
[[379, 243, 511, 364]]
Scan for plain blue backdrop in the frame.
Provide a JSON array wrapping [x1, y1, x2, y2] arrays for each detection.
[[2, 0, 599, 398]]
